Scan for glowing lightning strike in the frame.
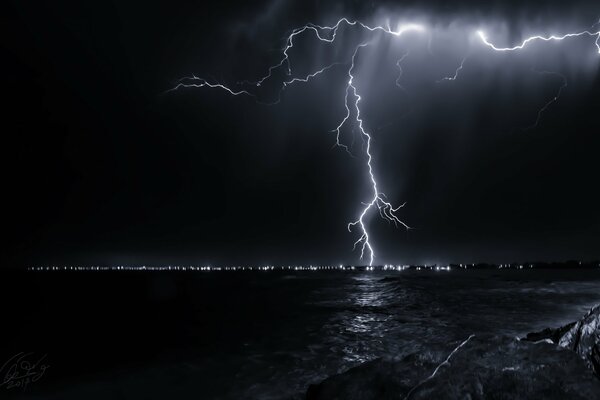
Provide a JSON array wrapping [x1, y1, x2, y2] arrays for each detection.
[[337, 43, 411, 266], [477, 28, 600, 53], [477, 25, 599, 131], [170, 19, 424, 265], [173, 18, 423, 265]]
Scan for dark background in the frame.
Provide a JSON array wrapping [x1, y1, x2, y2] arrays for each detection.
[[3, 0, 600, 267], [1, 2, 600, 398]]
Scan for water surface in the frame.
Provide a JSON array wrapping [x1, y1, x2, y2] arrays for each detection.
[[4, 268, 600, 399]]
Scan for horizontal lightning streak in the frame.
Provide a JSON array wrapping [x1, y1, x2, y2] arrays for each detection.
[[477, 29, 600, 53], [476, 25, 599, 132], [167, 76, 255, 97]]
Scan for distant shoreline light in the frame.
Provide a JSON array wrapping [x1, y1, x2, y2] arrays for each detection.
[[26, 261, 600, 272]]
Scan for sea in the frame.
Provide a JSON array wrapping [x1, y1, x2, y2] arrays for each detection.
[[3, 267, 600, 399]]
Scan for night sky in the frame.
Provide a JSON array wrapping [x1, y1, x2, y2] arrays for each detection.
[[5, 0, 600, 267]]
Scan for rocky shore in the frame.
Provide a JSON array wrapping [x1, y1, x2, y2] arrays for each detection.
[[307, 305, 600, 399], [523, 304, 599, 378]]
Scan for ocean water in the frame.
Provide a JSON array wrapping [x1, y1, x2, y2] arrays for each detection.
[[4, 268, 600, 399]]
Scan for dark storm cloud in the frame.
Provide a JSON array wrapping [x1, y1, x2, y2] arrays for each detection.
[[4, 0, 599, 266]]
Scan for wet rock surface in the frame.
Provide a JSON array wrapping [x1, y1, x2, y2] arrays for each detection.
[[307, 305, 600, 400]]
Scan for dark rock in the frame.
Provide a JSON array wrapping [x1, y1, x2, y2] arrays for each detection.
[[524, 304, 600, 378], [307, 335, 600, 400], [558, 305, 600, 378]]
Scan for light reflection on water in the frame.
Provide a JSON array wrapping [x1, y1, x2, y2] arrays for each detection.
[[351, 274, 389, 307]]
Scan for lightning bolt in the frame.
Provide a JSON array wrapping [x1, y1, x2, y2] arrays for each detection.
[[476, 25, 599, 131], [171, 18, 422, 265], [170, 75, 255, 97], [395, 50, 411, 92], [477, 28, 600, 53], [526, 70, 568, 130], [283, 62, 344, 86], [337, 42, 411, 266], [171, 17, 599, 266], [437, 56, 467, 82], [241, 18, 425, 88]]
